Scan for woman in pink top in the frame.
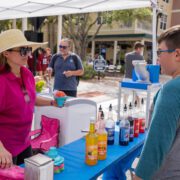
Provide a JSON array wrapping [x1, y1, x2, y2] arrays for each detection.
[[0, 29, 57, 168]]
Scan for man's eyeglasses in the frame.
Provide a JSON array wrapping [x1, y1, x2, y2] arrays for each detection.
[[157, 49, 175, 56], [59, 45, 68, 49], [8, 47, 32, 57]]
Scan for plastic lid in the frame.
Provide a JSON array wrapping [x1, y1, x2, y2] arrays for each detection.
[[46, 147, 58, 159]]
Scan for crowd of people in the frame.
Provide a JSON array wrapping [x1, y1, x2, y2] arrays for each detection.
[[27, 47, 52, 76]]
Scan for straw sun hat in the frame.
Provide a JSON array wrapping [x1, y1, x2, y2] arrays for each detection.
[[0, 29, 47, 53]]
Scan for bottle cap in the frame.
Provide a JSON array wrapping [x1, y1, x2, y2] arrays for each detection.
[[134, 100, 137, 107], [90, 116, 96, 123], [99, 105, 102, 111], [129, 102, 132, 109], [109, 104, 112, 111], [101, 111, 104, 119], [141, 98, 144, 105], [124, 104, 127, 111]]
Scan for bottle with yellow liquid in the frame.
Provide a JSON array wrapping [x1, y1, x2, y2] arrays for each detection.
[[85, 117, 98, 166], [97, 111, 107, 160]]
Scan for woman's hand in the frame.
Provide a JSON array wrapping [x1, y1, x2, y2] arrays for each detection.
[[0, 143, 13, 169]]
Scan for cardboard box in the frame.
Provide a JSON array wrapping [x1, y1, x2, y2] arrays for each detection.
[[25, 153, 54, 180]]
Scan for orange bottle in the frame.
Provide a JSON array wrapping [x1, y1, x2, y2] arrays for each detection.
[[97, 112, 107, 160], [85, 117, 98, 166]]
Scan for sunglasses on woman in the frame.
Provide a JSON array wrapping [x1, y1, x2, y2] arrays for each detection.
[[59, 45, 69, 49], [8, 47, 32, 56]]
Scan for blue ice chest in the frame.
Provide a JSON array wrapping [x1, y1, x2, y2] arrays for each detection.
[[132, 65, 160, 83], [147, 65, 160, 83]]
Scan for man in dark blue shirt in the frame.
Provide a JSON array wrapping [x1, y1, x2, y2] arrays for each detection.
[[47, 38, 84, 97]]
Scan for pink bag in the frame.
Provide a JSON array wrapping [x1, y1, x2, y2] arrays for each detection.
[[0, 165, 24, 180], [30, 115, 60, 152]]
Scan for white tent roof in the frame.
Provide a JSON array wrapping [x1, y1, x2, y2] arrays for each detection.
[[0, 0, 151, 20]]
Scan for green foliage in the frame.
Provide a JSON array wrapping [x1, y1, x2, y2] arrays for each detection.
[[0, 20, 11, 32], [81, 63, 97, 80], [112, 8, 152, 24]]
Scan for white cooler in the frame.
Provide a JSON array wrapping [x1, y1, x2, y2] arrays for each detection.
[[34, 98, 97, 146]]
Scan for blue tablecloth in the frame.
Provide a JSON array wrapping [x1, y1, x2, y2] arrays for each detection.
[[54, 131, 147, 180]]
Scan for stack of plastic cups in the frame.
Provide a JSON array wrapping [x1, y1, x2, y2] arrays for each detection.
[[45, 147, 64, 173]]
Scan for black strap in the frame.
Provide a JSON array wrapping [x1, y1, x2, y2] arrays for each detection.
[[71, 54, 80, 85]]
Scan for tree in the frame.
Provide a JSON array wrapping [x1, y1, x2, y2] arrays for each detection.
[[0, 20, 11, 32], [112, 8, 151, 24], [62, 8, 151, 61], [43, 17, 57, 51], [62, 13, 105, 61]]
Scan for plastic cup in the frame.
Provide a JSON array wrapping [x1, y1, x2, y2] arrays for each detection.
[[55, 96, 68, 107]]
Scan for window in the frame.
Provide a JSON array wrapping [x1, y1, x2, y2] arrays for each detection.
[[160, 14, 167, 30]]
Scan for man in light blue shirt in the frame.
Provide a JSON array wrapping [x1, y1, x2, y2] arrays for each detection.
[[47, 38, 84, 97]]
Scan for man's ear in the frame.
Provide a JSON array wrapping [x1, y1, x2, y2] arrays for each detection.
[[175, 49, 180, 62]]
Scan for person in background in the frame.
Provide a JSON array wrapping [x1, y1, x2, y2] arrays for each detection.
[[36, 48, 44, 76], [42, 47, 52, 75], [0, 29, 57, 168], [47, 38, 84, 97], [134, 25, 180, 180], [124, 42, 144, 105], [125, 41, 144, 79], [94, 52, 105, 60], [27, 48, 34, 74]]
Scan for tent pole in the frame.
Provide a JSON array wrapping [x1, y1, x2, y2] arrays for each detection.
[[22, 18, 27, 32], [13, 19, 17, 29], [152, 0, 157, 65], [113, 40, 117, 65], [57, 15, 62, 52]]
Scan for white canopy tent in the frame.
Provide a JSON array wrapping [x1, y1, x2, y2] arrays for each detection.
[[0, 0, 158, 64], [0, 0, 151, 20]]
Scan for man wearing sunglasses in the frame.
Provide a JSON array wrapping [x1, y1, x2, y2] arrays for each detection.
[[48, 38, 84, 97], [134, 25, 180, 180]]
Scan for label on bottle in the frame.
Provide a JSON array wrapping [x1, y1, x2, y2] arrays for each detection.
[[98, 141, 107, 155], [105, 127, 115, 141], [130, 126, 134, 138], [134, 118, 139, 137], [139, 118, 145, 133], [86, 145, 98, 160], [119, 127, 129, 142]]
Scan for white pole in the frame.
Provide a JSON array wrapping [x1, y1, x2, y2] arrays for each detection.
[[12, 19, 16, 29], [152, 0, 157, 65], [113, 40, 117, 65], [22, 18, 28, 32], [57, 15, 63, 52]]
